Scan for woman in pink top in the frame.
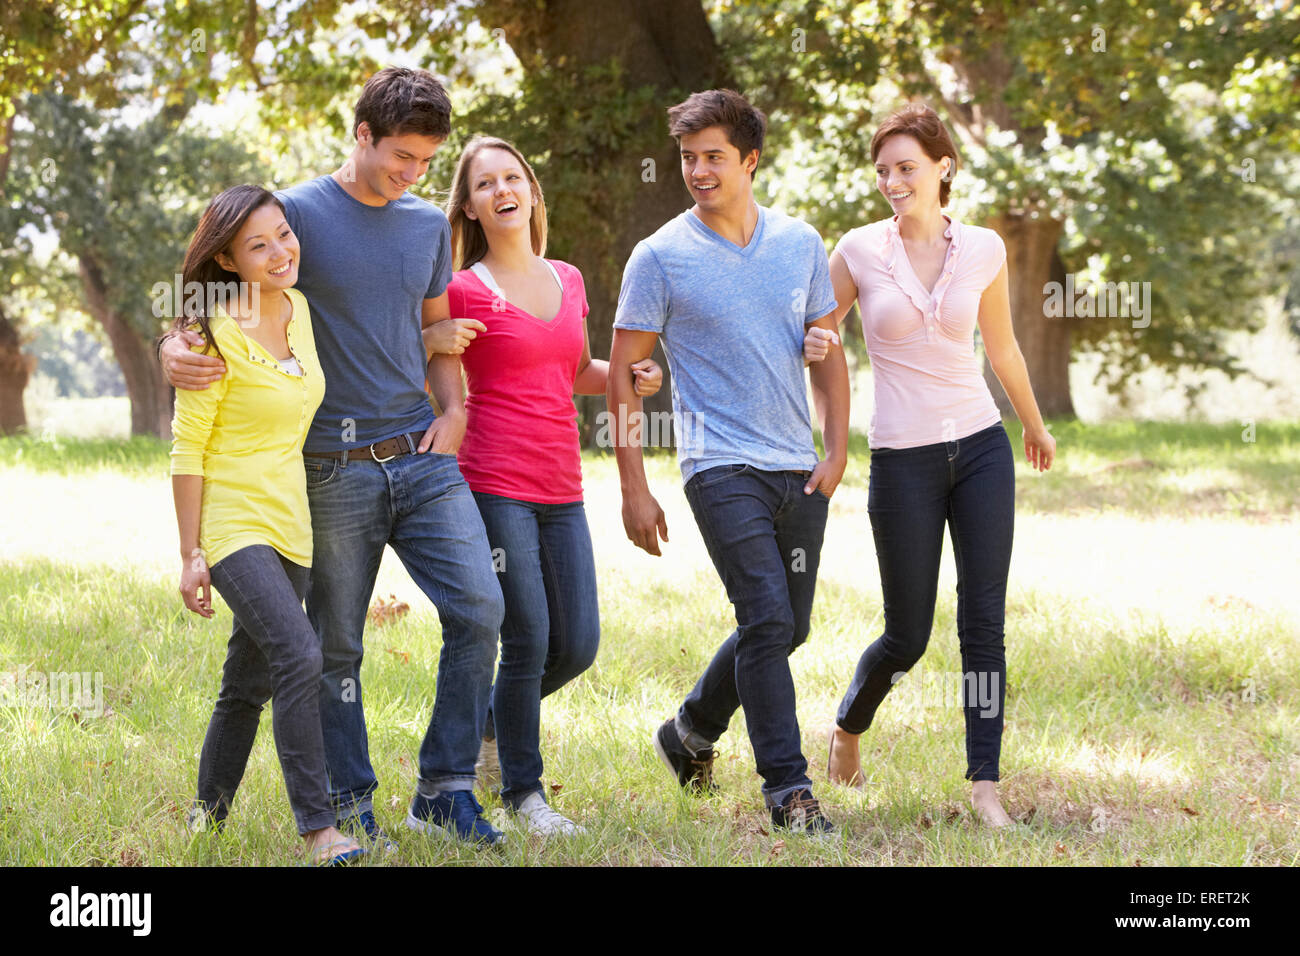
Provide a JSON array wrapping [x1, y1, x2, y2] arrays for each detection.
[[805, 104, 1056, 827], [426, 136, 661, 836]]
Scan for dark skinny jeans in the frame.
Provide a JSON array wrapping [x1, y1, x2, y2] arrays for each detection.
[[836, 422, 1014, 781]]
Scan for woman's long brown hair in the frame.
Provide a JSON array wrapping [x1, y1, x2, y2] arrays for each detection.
[[172, 185, 286, 360], [446, 137, 547, 271]]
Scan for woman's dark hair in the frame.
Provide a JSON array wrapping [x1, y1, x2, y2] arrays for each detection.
[[173, 184, 285, 359], [871, 103, 960, 206], [667, 89, 767, 178], [353, 66, 452, 144]]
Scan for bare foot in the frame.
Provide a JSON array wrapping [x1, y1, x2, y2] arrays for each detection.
[[827, 725, 866, 789], [971, 780, 1014, 828], [304, 825, 363, 865]]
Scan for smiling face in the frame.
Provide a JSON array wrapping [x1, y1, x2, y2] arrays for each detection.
[[463, 146, 537, 239], [354, 123, 443, 202], [215, 202, 300, 292], [679, 125, 758, 215], [874, 134, 950, 215]]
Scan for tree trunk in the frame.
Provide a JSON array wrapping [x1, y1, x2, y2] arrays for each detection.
[[0, 113, 32, 436], [0, 303, 35, 435], [492, 0, 728, 445], [982, 213, 1076, 419], [79, 255, 173, 438]]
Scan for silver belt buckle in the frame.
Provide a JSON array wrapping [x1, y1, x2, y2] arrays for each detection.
[[369, 441, 397, 463]]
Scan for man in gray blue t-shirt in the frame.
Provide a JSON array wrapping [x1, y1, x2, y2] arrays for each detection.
[[160, 68, 505, 848], [608, 90, 851, 834]]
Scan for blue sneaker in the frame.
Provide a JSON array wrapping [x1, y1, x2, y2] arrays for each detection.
[[406, 789, 503, 847], [340, 809, 398, 854]]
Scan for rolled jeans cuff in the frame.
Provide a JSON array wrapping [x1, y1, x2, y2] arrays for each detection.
[[335, 795, 375, 819], [674, 713, 715, 757], [764, 783, 808, 809], [417, 775, 476, 795]]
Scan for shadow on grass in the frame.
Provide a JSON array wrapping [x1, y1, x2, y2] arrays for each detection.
[[840, 418, 1300, 518], [6, 419, 1298, 518]]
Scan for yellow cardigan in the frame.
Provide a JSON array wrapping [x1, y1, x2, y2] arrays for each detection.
[[170, 288, 325, 567]]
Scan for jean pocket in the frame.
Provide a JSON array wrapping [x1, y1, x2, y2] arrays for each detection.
[[303, 457, 339, 488], [693, 463, 752, 490]]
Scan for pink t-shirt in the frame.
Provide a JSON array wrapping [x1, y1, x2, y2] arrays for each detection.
[[835, 215, 1005, 449], [449, 259, 588, 503]]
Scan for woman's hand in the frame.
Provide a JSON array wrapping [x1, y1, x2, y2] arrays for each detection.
[[180, 552, 213, 618], [424, 318, 487, 356], [631, 358, 663, 397], [1023, 425, 1056, 472], [803, 326, 840, 364]]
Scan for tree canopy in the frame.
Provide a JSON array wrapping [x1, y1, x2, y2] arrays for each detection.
[[2, 0, 1297, 434]]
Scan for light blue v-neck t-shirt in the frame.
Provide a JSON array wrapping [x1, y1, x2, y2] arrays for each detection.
[[614, 206, 837, 482]]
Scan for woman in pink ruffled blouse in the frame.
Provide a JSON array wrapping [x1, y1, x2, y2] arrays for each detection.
[[805, 104, 1056, 827]]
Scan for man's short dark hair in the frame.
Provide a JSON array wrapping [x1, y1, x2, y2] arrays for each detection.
[[666, 89, 767, 177], [353, 67, 452, 144]]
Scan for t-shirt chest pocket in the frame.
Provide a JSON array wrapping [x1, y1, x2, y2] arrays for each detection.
[[401, 252, 434, 300]]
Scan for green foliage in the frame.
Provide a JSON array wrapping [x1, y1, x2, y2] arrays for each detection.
[[6, 0, 1299, 401], [719, 1, 1300, 389], [28, 325, 124, 397], [5, 91, 267, 337]]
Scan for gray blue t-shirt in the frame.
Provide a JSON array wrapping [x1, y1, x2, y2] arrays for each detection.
[[277, 175, 452, 451], [614, 205, 837, 482]]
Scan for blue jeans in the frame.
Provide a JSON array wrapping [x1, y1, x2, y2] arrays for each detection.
[[473, 493, 600, 809], [303, 449, 504, 813], [198, 545, 334, 835], [678, 465, 829, 807], [835, 422, 1014, 782]]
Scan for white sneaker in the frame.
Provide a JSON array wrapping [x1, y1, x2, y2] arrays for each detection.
[[514, 791, 585, 836]]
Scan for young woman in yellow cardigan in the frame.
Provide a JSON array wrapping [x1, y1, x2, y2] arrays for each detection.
[[170, 185, 362, 865]]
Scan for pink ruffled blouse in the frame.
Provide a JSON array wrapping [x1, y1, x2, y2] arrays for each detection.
[[835, 214, 1006, 449]]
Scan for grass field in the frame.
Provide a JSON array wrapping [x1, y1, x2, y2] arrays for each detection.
[[1, 418, 1297, 866]]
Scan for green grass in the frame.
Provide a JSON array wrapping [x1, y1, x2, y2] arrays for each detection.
[[0, 434, 171, 476], [1, 420, 1297, 865]]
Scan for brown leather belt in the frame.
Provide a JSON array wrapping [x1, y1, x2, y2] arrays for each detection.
[[304, 431, 426, 462]]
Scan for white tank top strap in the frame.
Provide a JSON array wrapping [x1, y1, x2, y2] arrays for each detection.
[[469, 259, 564, 303], [469, 261, 502, 296], [541, 259, 563, 292]]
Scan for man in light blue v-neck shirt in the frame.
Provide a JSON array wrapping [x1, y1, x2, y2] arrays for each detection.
[[607, 89, 852, 835]]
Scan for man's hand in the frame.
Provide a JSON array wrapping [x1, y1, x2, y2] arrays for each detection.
[[423, 318, 487, 356], [621, 488, 669, 556], [161, 330, 226, 390], [803, 454, 847, 499], [803, 326, 840, 364], [416, 406, 467, 455]]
